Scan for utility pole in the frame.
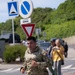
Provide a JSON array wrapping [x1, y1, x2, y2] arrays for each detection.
[[12, 0, 15, 45]]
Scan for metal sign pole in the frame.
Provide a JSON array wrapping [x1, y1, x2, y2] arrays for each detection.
[[12, 18, 15, 45]]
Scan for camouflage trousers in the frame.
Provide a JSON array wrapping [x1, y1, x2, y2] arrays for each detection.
[[25, 71, 48, 75]]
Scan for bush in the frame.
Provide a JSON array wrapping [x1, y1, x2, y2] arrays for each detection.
[[4, 44, 27, 63]]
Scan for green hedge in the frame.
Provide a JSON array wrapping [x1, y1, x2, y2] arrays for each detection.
[[4, 44, 27, 63]]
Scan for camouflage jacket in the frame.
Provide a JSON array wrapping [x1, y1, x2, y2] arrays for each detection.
[[22, 46, 52, 75]]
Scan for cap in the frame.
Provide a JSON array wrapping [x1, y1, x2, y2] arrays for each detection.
[[50, 38, 56, 42]]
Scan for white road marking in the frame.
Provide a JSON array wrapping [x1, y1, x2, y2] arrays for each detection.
[[62, 65, 72, 69], [0, 65, 75, 73], [65, 58, 75, 60], [8, 68, 20, 73], [71, 58, 75, 60], [0, 68, 20, 73], [70, 67, 75, 69], [0, 68, 13, 72]]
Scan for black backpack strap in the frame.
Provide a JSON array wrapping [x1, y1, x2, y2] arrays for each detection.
[[48, 46, 52, 55]]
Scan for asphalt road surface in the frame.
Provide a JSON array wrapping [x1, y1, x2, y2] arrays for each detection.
[[0, 58, 75, 75]]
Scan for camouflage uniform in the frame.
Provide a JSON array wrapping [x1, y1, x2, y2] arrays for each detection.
[[22, 46, 54, 75]]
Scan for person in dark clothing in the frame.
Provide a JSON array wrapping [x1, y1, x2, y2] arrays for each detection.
[[48, 38, 56, 58], [64, 42, 68, 58]]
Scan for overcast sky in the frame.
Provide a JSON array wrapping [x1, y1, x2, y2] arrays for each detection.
[[0, 0, 65, 23]]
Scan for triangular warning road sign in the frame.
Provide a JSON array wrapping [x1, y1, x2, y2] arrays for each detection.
[[21, 24, 35, 37]]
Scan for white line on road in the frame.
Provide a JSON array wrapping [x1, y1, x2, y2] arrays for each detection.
[[0, 68, 13, 72], [70, 67, 75, 69], [65, 58, 75, 60], [8, 68, 20, 73], [62, 65, 72, 69]]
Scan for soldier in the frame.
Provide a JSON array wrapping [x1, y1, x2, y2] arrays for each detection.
[[20, 36, 56, 75]]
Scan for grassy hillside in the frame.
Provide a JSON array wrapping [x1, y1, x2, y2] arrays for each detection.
[[42, 21, 75, 40], [50, 0, 75, 24]]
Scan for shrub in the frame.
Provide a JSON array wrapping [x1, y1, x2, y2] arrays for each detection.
[[4, 44, 27, 63]]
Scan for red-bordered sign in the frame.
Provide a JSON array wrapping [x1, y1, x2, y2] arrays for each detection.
[[21, 23, 35, 37]]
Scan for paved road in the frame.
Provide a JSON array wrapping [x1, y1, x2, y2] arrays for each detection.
[[0, 63, 22, 70], [0, 58, 75, 75], [62, 46, 75, 75]]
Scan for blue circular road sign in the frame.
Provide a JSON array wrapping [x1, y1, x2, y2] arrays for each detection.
[[19, 0, 33, 18]]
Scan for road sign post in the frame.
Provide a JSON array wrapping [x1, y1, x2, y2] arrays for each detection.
[[7, 1, 19, 45], [19, 0, 34, 38], [36, 28, 41, 39], [12, 18, 15, 44]]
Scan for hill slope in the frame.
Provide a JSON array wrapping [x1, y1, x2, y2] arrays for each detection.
[[64, 36, 75, 45]]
